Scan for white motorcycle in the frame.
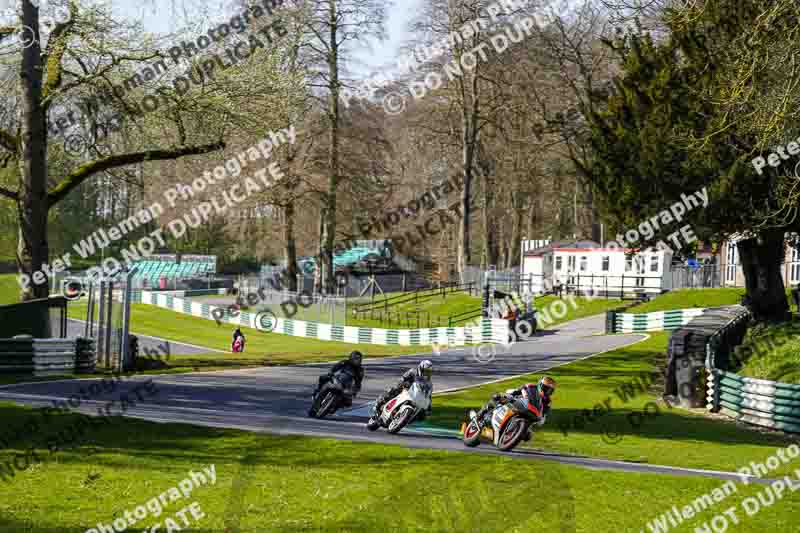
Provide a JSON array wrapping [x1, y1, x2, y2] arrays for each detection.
[[366, 380, 432, 434]]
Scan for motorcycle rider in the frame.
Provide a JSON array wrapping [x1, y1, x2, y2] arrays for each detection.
[[232, 328, 246, 351], [370, 360, 433, 424], [474, 376, 556, 428], [309, 351, 365, 416]]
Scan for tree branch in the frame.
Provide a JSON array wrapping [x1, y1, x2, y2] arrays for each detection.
[[42, 2, 79, 102], [48, 141, 225, 205]]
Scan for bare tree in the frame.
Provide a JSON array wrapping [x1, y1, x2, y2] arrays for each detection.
[[293, 0, 385, 292], [0, 0, 228, 301]]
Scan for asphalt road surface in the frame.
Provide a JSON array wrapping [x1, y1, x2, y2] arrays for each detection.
[[0, 315, 771, 484]]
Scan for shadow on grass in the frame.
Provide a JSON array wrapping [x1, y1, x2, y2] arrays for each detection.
[[427, 402, 795, 451]]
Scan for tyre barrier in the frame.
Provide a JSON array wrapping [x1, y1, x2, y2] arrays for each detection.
[[704, 308, 800, 434], [607, 308, 707, 333], [0, 337, 95, 376], [708, 370, 800, 434]]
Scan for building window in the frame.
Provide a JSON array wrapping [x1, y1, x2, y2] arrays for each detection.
[[567, 256, 576, 271], [579, 256, 588, 271], [602, 256, 610, 272], [555, 256, 562, 271], [650, 255, 659, 272], [791, 246, 800, 284], [625, 257, 633, 272], [726, 242, 738, 283]]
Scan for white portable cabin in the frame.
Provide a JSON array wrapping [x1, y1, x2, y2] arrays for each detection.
[[522, 240, 673, 296]]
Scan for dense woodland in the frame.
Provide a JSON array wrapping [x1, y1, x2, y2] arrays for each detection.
[[0, 0, 798, 320]]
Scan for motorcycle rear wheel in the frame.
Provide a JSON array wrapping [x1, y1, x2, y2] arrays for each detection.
[[387, 405, 415, 434], [463, 419, 482, 447], [497, 417, 528, 451], [316, 391, 339, 419]]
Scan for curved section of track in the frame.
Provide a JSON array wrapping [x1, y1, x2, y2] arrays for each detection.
[[0, 315, 766, 483]]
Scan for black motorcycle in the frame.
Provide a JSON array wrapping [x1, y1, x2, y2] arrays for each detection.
[[309, 368, 358, 419]]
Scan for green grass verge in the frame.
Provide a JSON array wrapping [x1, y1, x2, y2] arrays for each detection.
[[67, 301, 430, 366], [430, 333, 799, 474], [736, 320, 800, 384], [533, 295, 625, 329], [627, 287, 798, 314], [0, 402, 797, 532], [627, 288, 746, 313], [347, 290, 482, 328], [0, 273, 20, 305]]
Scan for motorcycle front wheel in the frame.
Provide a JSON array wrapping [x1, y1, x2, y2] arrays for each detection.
[[497, 417, 529, 451], [387, 405, 415, 434], [462, 419, 482, 447], [315, 391, 339, 419]]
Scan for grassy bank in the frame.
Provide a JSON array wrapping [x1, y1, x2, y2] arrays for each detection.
[[347, 290, 482, 329], [735, 320, 800, 384], [430, 333, 798, 474], [0, 402, 796, 532], [0, 274, 19, 305], [533, 295, 624, 329], [67, 301, 430, 366], [627, 288, 746, 313]]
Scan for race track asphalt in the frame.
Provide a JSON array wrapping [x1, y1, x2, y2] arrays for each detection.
[[0, 315, 771, 484]]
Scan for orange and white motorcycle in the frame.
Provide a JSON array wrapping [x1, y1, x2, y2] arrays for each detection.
[[462, 390, 545, 452]]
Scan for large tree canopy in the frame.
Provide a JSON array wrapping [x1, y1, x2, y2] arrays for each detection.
[[576, 0, 800, 322]]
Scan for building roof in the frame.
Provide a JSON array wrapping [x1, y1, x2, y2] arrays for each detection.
[[523, 239, 672, 257]]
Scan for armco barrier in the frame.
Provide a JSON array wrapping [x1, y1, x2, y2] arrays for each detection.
[[705, 308, 800, 434], [0, 337, 95, 376], [608, 308, 707, 333], [133, 290, 509, 347]]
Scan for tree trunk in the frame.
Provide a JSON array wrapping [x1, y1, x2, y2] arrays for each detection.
[[16, 1, 49, 302], [737, 230, 790, 322], [458, 142, 473, 279], [508, 191, 524, 269], [284, 200, 298, 292], [479, 148, 497, 270], [321, 0, 340, 294]]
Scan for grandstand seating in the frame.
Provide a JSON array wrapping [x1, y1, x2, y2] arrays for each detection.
[[131, 258, 216, 286], [295, 245, 393, 274]]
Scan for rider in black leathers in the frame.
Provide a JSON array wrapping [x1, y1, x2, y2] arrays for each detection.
[[309, 351, 365, 415]]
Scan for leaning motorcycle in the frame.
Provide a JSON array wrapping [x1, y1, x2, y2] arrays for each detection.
[[366, 380, 432, 434], [309, 368, 357, 419], [462, 395, 542, 451]]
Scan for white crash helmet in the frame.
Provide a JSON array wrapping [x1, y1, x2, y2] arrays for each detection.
[[418, 359, 433, 379]]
